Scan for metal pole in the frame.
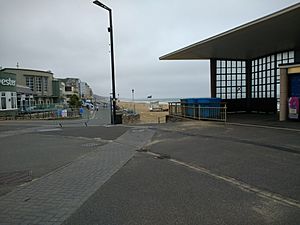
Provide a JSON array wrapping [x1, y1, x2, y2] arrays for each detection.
[[108, 9, 117, 124], [110, 95, 114, 124], [93, 1, 116, 125], [132, 89, 135, 114]]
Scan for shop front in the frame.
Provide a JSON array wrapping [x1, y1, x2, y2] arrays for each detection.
[[0, 72, 18, 117], [16, 85, 34, 113], [279, 64, 300, 121]]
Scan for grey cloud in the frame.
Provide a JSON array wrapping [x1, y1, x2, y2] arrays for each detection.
[[1, 0, 299, 98]]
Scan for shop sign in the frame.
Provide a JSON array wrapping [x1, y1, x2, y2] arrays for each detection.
[[0, 77, 16, 87], [0, 72, 17, 92]]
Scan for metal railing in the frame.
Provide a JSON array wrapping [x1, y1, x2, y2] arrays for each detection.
[[169, 102, 227, 122], [15, 108, 82, 120]]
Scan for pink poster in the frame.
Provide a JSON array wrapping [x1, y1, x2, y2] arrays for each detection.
[[288, 97, 299, 119]]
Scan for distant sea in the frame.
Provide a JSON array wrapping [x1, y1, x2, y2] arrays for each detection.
[[120, 97, 181, 104]]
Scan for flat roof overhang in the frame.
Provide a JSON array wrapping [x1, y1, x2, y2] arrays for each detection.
[[160, 3, 300, 60]]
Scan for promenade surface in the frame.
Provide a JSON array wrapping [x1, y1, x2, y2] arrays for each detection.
[[0, 111, 299, 225], [0, 121, 155, 224]]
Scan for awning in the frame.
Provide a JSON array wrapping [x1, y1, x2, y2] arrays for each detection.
[[16, 85, 33, 94], [159, 3, 300, 60]]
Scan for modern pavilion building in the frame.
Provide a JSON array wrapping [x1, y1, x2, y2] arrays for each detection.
[[160, 3, 300, 121]]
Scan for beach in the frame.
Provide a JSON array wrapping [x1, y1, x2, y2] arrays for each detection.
[[117, 101, 169, 124]]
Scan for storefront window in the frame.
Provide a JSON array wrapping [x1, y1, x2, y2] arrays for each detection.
[[251, 51, 294, 99], [11, 92, 17, 109], [251, 51, 294, 110], [36, 77, 42, 92], [44, 77, 48, 92], [26, 77, 34, 91], [1, 92, 6, 109], [216, 60, 247, 99]]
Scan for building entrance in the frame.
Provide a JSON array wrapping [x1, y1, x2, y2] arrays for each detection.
[[289, 74, 300, 97]]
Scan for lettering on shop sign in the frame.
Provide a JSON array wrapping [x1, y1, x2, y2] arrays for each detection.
[[0, 78, 16, 86]]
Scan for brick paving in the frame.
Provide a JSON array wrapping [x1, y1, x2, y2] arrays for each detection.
[[0, 127, 155, 225]]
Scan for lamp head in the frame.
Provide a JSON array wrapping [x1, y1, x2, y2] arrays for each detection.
[[93, 0, 111, 11]]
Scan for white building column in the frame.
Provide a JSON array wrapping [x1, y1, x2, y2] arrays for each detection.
[[279, 68, 288, 121]]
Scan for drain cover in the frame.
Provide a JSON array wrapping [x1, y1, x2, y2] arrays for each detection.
[[0, 170, 32, 185]]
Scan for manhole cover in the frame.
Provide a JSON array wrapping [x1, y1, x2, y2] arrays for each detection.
[[0, 170, 32, 185]]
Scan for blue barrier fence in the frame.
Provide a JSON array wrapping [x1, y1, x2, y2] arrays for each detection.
[[169, 98, 227, 122]]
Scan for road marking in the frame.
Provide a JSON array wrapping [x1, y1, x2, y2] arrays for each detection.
[[145, 151, 300, 209], [38, 128, 62, 132], [228, 122, 300, 132], [0, 127, 39, 138]]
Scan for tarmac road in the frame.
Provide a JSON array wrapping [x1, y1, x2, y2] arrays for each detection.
[[148, 122, 300, 200], [0, 108, 117, 196], [0, 114, 300, 224], [64, 121, 300, 225], [64, 152, 300, 225]]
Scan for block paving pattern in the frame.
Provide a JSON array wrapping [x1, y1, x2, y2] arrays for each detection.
[[0, 128, 154, 225]]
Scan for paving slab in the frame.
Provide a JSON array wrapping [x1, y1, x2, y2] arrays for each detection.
[[0, 127, 155, 225]]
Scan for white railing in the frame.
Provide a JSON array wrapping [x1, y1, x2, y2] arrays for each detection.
[[169, 102, 227, 122]]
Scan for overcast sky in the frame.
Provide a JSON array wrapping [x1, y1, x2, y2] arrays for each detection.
[[0, 0, 299, 99]]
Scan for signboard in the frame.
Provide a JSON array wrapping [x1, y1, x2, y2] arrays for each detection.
[[0, 72, 17, 92], [0, 77, 16, 86]]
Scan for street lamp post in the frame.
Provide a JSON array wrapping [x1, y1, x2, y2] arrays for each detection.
[[132, 89, 135, 114], [93, 0, 117, 124]]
